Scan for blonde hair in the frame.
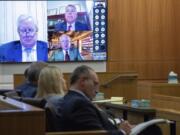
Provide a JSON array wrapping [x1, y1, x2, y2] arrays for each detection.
[[36, 66, 65, 98]]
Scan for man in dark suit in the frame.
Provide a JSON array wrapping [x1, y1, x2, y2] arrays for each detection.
[[55, 4, 90, 31], [58, 65, 132, 135], [49, 34, 83, 61], [0, 14, 48, 62], [58, 65, 163, 135]]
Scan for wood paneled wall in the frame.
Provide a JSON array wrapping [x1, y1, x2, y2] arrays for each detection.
[[64, 72, 138, 100], [107, 0, 180, 79]]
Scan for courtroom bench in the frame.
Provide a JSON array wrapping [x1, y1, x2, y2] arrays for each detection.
[[137, 81, 180, 135], [0, 95, 45, 135]]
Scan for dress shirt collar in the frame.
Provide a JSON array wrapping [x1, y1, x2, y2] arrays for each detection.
[[22, 44, 37, 52], [63, 49, 69, 54], [69, 89, 91, 101]]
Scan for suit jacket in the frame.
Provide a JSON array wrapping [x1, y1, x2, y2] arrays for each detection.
[[15, 81, 37, 98], [0, 40, 48, 62], [49, 48, 83, 61], [58, 90, 124, 135], [55, 21, 90, 31]]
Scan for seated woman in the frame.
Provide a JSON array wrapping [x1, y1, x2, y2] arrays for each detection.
[[35, 65, 66, 131], [35, 65, 65, 99]]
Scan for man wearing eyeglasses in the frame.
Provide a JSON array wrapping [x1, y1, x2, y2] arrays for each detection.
[[0, 14, 48, 62]]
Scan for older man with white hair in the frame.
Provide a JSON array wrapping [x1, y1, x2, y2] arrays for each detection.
[[0, 14, 48, 62]]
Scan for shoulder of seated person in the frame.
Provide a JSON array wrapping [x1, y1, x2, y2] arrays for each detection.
[[1, 40, 20, 46]]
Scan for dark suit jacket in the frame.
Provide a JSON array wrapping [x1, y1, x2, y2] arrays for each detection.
[[58, 90, 123, 135], [0, 40, 48, 62], [15, 81, 37, 98], [55, 21, 90, 31]]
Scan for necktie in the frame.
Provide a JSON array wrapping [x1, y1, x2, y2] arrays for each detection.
[[25, 48, 32, 61], [65, 51, 70, 61], [68, 24, 72, 31]]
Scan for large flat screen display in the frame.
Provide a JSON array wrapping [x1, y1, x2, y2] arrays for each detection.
[[47, 0, 107, 62], [0, 0, 107, 63]]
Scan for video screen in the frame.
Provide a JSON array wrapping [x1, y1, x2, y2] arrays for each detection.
[[48, 0, 107, 62], [0, 0, 107, 63]]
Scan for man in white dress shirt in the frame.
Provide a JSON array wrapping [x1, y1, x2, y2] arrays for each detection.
[[55, 4, 90, 31], [49, 34, 83, 61], [0, 14, 48, 62]]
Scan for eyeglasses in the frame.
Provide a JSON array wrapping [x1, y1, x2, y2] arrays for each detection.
[[19, 28, 36, 35]]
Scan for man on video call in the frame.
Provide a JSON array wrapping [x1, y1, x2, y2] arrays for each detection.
[[55, 4, 90, 31], [0, 14, 48, 62], [49, 34, 83, 61]]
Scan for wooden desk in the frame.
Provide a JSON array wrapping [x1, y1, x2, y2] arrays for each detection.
[[102, 103, 176, 135], [0, 95, 45, 135], [103, 103, 156, 124]]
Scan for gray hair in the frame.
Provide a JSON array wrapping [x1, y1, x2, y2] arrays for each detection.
[[65, 4, 77, 12], [70, 65, 94, 85], [17, 14, 38, 32]]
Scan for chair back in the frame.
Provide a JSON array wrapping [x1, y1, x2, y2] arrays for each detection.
[[0, 89, 21, 96], [45, 96, 63, 132], [3, 90, 22, 98], [12, 97, 46, 108]]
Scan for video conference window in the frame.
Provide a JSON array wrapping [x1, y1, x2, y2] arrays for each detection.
[[0, 0, 107, 63], [47, 0, 107, 62]]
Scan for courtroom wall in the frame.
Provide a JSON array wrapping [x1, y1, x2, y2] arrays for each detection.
[[107, 0, 180, 79]]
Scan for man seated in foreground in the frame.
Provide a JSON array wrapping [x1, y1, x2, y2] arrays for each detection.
[[58, 65, 162, 135]]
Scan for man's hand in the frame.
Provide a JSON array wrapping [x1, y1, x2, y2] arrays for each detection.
[[119, 121, 133, 135]]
